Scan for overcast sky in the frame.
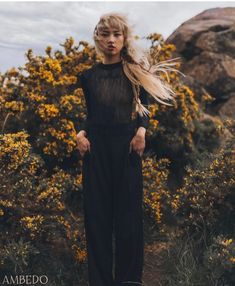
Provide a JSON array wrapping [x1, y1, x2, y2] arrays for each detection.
[[1, 1, 235, 74]]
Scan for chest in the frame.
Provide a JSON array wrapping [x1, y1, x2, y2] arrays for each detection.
[[87, 70, 134, 106]]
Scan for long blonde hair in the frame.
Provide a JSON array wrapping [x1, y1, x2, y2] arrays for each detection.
[[93, 12, 185, 117]]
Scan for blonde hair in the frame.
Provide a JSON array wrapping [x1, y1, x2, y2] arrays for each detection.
[[93, 12, 185, 117]]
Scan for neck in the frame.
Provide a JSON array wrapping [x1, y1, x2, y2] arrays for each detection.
[[103, 54, 122, 65]]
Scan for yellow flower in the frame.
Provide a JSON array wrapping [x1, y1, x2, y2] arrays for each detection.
[[221, 239, 233, 246], [229, 257, 235, 263], [36, 103, 60, 121]]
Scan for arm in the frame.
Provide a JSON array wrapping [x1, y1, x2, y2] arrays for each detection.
[[136, 86, 150, 137], [130, 86, 150, 155]]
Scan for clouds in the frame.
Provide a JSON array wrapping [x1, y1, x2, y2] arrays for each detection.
[[0, 1, 234, 73]]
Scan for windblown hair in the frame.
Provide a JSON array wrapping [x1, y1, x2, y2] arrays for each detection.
[[93, 12, 185, 117]]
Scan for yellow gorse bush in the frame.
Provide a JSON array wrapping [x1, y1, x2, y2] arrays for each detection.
[[0, 131, 31, 170], [142, 156, 172, 233], [171, 119, 235, 234], [20, 215, 44, 239], [204, 234, 235, 278], [0, 38, 97, 165], [36, 103, 60, 121], [0, 130, 87, 277]]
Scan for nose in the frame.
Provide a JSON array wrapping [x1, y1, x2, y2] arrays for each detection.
[[108, 34, 115, 43]]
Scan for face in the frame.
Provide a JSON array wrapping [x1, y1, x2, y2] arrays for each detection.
[[98, 26, 125, 58]]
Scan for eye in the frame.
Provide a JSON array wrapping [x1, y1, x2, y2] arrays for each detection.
[[100, 31, 109, 36]]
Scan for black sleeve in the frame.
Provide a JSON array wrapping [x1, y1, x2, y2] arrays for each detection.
[[136, 86, 150, 129], [76, 72, 90, 133]]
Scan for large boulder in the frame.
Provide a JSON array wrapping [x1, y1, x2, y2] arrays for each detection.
[[166, 7, 235, 118]]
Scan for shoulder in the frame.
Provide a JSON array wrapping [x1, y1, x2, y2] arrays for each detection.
[[79, 62, 100, 80]]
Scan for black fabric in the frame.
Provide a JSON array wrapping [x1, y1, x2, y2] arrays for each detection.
[[73, 61, 148, 286], [82, 124, 144, 286], [74, 61, 150, 133]]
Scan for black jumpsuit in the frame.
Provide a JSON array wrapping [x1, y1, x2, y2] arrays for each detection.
[[77, 60, 149, 286]]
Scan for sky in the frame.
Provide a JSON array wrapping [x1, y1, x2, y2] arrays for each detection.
[[0, 1, 235, 74]]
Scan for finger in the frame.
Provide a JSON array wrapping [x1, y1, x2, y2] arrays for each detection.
[[81, 145, 87, 153], [83, 142, 89, 153], [87, 142, 91, 152]]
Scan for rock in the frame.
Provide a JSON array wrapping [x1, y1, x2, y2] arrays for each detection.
[[219, 93, 235, 118], [166, 7, 235, 118]]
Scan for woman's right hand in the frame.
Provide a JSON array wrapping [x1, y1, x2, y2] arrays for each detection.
[[76, 130, 91, 157]]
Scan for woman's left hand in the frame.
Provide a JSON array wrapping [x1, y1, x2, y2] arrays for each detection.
[[129, 127, 146, 156]]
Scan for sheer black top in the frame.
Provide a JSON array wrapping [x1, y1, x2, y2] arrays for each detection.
[[75, 60, 150, 133]]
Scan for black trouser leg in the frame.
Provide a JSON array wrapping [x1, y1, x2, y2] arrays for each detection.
[[82, 127, 144, 286], [82, 131, 114, 286], [111, 132, 144, 286]]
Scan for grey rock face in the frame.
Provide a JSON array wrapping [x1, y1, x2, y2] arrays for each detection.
[[166, 7, 235, 117]]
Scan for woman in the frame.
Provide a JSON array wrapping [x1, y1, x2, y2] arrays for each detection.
[[76, 12, 181, 286]]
